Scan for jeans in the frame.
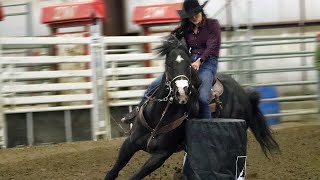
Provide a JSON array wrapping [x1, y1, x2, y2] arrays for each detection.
[[191, 54, 218, 119], [141, 54, 218, 119], [140, 74, 163, 105]]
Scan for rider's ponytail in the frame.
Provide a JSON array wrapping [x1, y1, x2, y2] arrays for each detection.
[[172, 11, 207, 40], [171, 18, 189, 40]]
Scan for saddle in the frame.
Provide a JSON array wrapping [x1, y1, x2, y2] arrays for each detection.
[[209, 78, 224, 116]]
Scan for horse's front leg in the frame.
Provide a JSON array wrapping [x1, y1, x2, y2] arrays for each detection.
[[129, 152, 173, 180], [105, 137, 140, 180]]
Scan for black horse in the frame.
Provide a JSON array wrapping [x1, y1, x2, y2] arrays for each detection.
[[104, 35, 279, 180]]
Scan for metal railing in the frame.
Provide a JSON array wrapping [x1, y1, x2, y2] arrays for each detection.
[[0, 34, 319, 147]]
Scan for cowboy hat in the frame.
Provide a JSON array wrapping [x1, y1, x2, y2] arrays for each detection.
[[177, 0, 209, 19]]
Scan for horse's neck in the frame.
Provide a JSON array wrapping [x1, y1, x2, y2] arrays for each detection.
[[152, 81, 169, 100], [145, 99, 186, 128], [144, 81, 187, 126]]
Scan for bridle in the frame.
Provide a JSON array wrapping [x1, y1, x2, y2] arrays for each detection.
[[136, 48, 196, 151], [139, 71, 193, 152], [145, 70, 192, 103]]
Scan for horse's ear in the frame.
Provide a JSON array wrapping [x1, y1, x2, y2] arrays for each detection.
[[156, 35, 181, 56], [165, 35, 181, 49], [178, 38, 189, 54], [179, 38, 187, 48]]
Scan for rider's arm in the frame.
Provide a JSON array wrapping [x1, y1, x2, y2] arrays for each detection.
[[200, 19, 221, 61]]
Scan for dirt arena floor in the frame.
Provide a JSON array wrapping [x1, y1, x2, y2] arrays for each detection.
[[0, 124, 319, 180]]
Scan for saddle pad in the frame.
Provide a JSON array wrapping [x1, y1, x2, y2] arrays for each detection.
[[209, 78, 224, 113], [211, 78, 223, 98]]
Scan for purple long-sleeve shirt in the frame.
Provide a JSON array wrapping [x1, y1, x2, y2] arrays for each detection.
[[185, 18, 221, 61]]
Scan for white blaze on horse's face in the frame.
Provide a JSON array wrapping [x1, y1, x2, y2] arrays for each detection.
[[175, 79, 189, 104], [175, 55, 184, 63]]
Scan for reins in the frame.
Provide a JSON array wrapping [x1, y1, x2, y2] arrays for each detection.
[[138, 74, 190, 152]]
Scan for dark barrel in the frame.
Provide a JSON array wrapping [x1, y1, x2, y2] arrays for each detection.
[[183, 119, 247, 180]]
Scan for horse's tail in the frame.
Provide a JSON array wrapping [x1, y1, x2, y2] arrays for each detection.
[[246, 88, 280, 156]]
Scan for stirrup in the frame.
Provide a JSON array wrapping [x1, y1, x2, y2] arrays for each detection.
[[121, 107, 139, 124]]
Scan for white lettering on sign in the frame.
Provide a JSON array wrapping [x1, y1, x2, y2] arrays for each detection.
[[143, 6, 168, 19], [53, 6, 79, 20]]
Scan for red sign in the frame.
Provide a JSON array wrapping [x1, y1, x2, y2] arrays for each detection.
[[132, 3, 182, 25], [41, 0, 105, 25], [0, 4, 4, 21]]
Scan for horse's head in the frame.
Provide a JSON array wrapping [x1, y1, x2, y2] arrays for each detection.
[[157, 35, 196, 105]]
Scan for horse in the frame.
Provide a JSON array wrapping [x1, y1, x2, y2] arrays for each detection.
[[104, 35, 279, 180]]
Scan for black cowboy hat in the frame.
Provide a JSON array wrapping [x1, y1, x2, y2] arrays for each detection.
[[177, 0, 209, 19]]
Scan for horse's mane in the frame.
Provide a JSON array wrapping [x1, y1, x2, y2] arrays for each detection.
[[156, 35, 189, 57]]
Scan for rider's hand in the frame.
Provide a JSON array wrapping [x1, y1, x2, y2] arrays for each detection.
[[192, 58, 202, 71]]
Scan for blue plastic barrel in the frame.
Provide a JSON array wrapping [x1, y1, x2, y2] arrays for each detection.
[[255, 86, 281, 125]]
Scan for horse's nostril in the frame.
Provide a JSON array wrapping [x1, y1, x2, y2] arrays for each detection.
[[180, 98, 188, 104]]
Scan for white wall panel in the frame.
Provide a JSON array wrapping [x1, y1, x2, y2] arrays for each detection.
[[306, 0, 320, 20], [1, 0, 89, 37], [124, 0, 320, 33], [276, 0, 299, 22], [1, 0, 320, 36]]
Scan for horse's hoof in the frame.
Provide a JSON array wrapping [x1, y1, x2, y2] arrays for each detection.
[[104, 173, 116, 180]]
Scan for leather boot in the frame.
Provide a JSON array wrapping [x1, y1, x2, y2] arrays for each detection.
[[121, 106, 139, 124]]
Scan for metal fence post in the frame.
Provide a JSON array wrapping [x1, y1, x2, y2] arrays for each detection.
[[0, 38, 7, 148], [231, 42, 241, 82], [90, 21, 111, 140], [237, 42, 245, 84], [317, 70, 320, 120], [26, 2, 33, 36], [246, 0, 255, 85], [315, 33, 320, 119]]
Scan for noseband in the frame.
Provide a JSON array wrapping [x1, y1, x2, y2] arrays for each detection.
[[170, 74, 190, 84]]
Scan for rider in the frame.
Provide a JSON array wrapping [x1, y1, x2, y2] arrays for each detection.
[[121, 0, 221, 122]]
